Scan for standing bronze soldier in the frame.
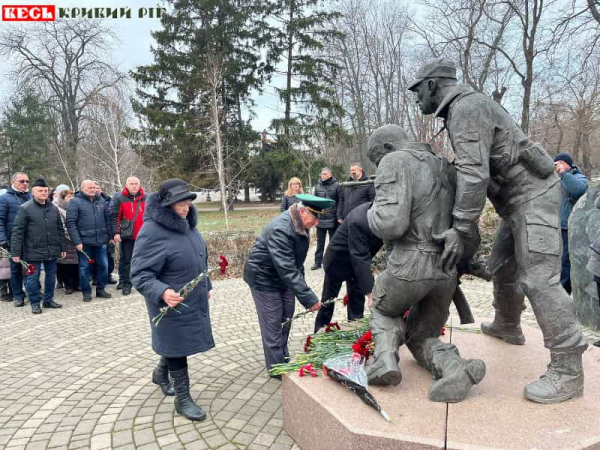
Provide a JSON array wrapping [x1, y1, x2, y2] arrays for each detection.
[[408, 58, 587, 404]]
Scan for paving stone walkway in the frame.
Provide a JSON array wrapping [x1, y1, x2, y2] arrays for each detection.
[[1, 250, 598, 450]]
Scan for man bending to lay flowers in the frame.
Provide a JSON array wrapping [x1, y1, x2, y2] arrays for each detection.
[[243, 194, 332, 378], [366, 125, 486, 403]]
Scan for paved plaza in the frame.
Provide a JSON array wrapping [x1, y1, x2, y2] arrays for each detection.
[[1, 252, 599, 450]]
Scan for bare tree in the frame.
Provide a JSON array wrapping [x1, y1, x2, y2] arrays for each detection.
[[79, 85, 150, 193], [0, 20, 124, 178], [414, 0, 514, 102]]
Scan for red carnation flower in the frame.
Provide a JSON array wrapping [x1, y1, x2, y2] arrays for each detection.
[[440, 327, 446, 336], [343, 294, 348, 306], [26, 264, 36, 276], [88, 259, 95, 265], [325, 322, 341, 333], [219, 255, 229, 274], [304, 335, 312, 353]]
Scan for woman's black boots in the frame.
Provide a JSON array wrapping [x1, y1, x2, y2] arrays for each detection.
[[152, 357, 175, 396], [170, 367, 206, 421]]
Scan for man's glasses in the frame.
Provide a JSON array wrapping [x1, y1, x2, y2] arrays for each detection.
[[17, 180, 29, 184]]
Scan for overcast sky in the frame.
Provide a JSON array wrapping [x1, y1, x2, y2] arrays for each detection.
[[0, 0, 280, 131]]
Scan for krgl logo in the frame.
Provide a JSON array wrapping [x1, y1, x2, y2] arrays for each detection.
[[1, 5, 166, 21]]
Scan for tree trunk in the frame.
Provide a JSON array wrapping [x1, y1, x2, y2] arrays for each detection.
[[284, 0, 295, 143], [244, 182, 250, 203]]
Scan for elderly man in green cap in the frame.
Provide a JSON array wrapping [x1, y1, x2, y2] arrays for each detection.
[[408, 57, 588, 404], [244, 193, 334, 376]]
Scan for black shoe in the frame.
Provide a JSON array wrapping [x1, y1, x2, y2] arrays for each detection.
[[116, 282, 124, 290], [65, 288, 74, 295], [269, 374, 282, 381], [594, 340, 600, 348], [170, 368, 206, 421], [82, 293, 92, 302], [310, 263, 321, 270], [152, 357, 175, 396], [31, 303, 42, 314], [56, 281, 64, 289], [122, 286, 132, 296], [14, 298, 25, 307], [107, 277, 118, 285], [96, 290, 112, 299], [43, 300, 62, 309]]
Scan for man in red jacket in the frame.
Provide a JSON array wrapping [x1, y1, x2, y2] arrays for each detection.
[[111, 177, 146, 295]]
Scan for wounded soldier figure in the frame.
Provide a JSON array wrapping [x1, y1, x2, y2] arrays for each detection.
[[366, 124, 485, 403]]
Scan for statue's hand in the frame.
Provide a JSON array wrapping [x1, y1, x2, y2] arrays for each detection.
[[432, 229, 464, 275]]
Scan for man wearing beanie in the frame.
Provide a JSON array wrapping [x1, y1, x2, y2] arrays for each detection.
[[554, 153, 588, 294], [10, 179, 66, 314]]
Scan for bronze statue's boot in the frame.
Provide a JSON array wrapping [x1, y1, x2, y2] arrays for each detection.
[[426, 339, 486, 403], [481, 282, 526, 345], [523, 349, 585, 404], [367, 310, 404, 386]]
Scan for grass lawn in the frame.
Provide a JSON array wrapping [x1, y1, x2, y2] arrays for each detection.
[[197, 208, 279, 235]]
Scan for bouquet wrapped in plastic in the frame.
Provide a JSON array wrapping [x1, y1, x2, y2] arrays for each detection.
[[323, 353, 390, 422]]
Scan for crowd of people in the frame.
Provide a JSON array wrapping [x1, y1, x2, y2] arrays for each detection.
[[0, 173, 146, 313]]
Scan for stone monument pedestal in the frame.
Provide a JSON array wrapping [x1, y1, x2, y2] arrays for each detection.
[[282, 321, 600, 450]]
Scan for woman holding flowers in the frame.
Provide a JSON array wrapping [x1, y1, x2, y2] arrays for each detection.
[[131, 179, 214, 422]]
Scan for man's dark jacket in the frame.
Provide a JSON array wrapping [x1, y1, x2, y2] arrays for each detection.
[[314, 177, 339, 228], [337, 173, 376, 220], [10, 199, 66, 261], [0, 187, 31, 244], [243, 207, 318, 308], [324, 202, 383, 294], [66, 191, 111, 246]]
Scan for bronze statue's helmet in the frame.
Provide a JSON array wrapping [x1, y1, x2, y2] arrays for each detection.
[[408, 58, 457, 91], [367, 125, 410, 167]]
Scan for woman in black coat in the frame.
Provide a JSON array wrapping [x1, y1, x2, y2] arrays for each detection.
[[131, 179, 214, 422]]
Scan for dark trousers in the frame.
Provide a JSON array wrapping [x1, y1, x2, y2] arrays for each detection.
[[107, 243, 115, 277], [314, 275, 364, 332], [9, 259, 25, 301], [25, 260, 57, 304], [251, 288, 295, 371], [561, 228, 571, 294], [119, 239, 135, 287], [79, 244, 108, 293], [314, 226, 337, 266], [57, 264, 79, 290]]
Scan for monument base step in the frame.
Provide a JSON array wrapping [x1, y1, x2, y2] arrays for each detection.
[[282, 320, 600, 450]]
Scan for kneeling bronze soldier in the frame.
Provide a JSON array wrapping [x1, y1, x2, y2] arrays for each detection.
[[366, 125, 485, 402]]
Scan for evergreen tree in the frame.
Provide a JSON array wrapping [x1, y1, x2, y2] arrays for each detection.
[[0, 89, 56, 184], [131, 0, 273, 187], [269, 0, 345, 150]]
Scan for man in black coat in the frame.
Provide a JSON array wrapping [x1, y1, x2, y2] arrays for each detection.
[[311, 167, 339, 270], [10, 179, 66, 314], [314, 202, 383, 332], [336, 163, 376, 222], [66, 180, 112, 302], [244, 194, 332, 374]]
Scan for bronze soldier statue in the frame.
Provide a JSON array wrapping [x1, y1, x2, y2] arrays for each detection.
[[366, 124, 486, 403], [408, 58, 588, 404]]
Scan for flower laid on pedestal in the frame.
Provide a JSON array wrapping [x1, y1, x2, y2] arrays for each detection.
[[0, 247, 36, 275], [152, 255, 228, 327]]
